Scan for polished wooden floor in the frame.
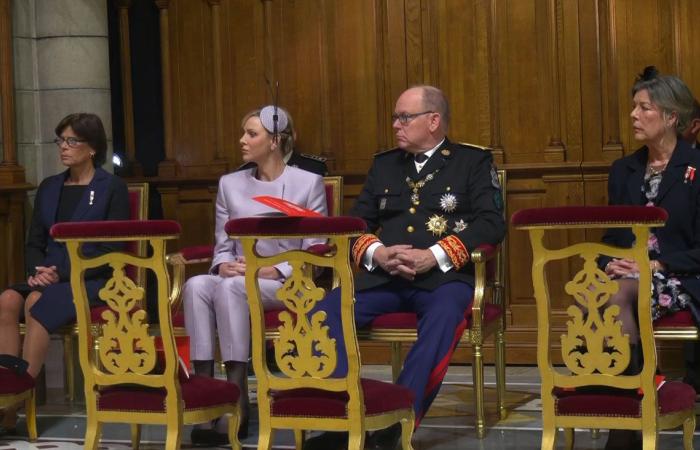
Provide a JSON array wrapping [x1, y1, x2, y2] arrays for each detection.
[[1, 365, 697, 449]]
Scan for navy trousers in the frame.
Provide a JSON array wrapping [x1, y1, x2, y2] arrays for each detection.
[[317, 280, 473, 424]]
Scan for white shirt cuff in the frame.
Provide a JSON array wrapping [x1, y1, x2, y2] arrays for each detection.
[[430, 244, 453, 272], [362, 242, 384, 271]]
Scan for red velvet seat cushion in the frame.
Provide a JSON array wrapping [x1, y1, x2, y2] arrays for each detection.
[[172, 310, 185, 328], [369, 303, 503, 330], [554, 381, 695, 417], [264, 304, 503, 330], [0, 368, 35, 394], [511, 206, 668, 228], [180, 245, 215, 262], [270, 378, 413, 417], [51, 220, 181, 239], [654, 310, 695, 328], [97, 375, 239, 412]]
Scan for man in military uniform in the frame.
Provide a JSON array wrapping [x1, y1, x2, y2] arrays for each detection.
[[237, 107, 328, 176], [304, 85, 506, 450]]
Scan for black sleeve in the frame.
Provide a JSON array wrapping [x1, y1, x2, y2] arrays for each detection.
[[82, 177, 130, 280], [25, 184, 48, 276], [350, 161, 381, 234]]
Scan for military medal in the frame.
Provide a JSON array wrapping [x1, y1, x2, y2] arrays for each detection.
[[453, 219, 467, 233], [439, 193, 457, 212], [379, 198, 387, 210], [426, 214, 448, 236], [405, 169, 440, 206]]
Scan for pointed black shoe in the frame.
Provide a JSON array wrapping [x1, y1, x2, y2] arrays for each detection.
[[302, 431, 349, 450], [367, 423, 402, 450]]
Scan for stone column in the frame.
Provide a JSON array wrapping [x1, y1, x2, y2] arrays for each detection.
[[14, 0, 112, 188]]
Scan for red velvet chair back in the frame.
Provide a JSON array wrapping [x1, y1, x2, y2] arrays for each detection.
[[323, 176, 342, 217], [512, 206, 696, 449], [126, 183, 149, 286]]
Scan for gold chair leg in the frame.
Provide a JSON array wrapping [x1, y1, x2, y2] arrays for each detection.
[[401, 415, 415, 450], [472, 343, 486, 439], [641, 429, 657, 450], [257, 424, 275, 450], [84, 418, 102, 450], [683, 415, 696, 450], [165, 423, 182, 450], [540, 424, 556, 450], [348, 426, 365, 450], [228, 411, 242, 450], [563, 427, 574, 450], [391, 342, 402, 383], [25, 389, 37, 441], [63, 333, 74, 402], [495, 328, 507, 420], [130, 424, 141, 449], [293, 429, 305, 450]]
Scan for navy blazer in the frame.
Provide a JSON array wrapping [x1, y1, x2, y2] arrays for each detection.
[[351, 138, 506, 291], [603, 139, 700, 323], [25, 167, 130, 281]]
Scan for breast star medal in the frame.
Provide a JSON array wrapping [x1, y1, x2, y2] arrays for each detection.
[[453, 219, 467, 233], [439, 193, 457, 212], [426, 214, 448, 236]]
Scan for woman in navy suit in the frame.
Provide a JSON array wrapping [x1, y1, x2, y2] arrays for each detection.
[[184, 106, 327, 444], [601, 68, 699, 449], [0, 113, 129, 432]]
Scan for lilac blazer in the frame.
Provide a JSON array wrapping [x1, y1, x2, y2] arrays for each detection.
[[210, 165, 328, 278]]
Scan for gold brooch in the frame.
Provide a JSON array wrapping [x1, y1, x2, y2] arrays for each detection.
[[426, 214, 448, 236], [441, 149, 451, 156]]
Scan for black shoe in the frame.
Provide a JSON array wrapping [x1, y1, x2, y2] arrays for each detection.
[[190, 428, 229, 446], [367, 423, 402, 450], [302, 431, 348, 450], [604, 429, 641, 450]]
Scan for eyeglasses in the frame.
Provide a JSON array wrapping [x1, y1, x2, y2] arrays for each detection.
[[391, 110, 434, 125], [53, 137, 87, 148]]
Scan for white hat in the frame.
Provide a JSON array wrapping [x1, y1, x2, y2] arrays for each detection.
[[259, 105, 289, 135]]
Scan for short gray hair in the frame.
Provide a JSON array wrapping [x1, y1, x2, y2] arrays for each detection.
[[632, 71, 696, 134]]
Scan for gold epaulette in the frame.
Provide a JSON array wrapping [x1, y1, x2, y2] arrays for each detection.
[[456, 142, 492, 151], [299, 152, 328, 162]]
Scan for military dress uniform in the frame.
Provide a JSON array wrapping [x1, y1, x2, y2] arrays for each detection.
[[318, 138, 506, 422]]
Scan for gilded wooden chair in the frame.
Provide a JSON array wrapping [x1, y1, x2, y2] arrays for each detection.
[[512, 206, 696, 450], [355, 168, 508, 438], [0, 366, 37, 441], [168, 176, 343, 328], [227, 215, 415, 450], [54, 182, 149, 401], [50, 220, 241, 450]]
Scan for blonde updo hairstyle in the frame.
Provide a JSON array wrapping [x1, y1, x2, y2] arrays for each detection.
[[240, 106, 295, 156]]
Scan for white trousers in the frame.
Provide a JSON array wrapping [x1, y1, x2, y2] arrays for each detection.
[[183, 274, 283, 362]]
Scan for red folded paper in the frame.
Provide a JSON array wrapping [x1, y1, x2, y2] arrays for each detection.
[[253, 196, 323, 217]]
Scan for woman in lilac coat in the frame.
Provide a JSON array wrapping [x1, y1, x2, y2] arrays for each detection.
[[184, 106, 327, 444]]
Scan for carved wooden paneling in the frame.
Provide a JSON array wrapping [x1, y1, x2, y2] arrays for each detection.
[[135, 0, 700, 365]]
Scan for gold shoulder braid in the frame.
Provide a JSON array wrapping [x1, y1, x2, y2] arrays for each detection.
[[406, 168, 441, 206]]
